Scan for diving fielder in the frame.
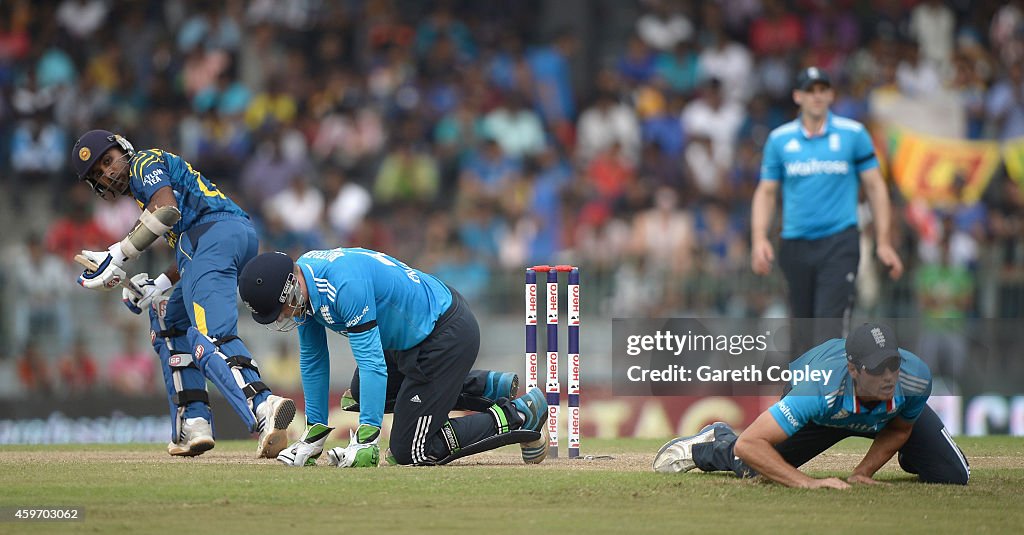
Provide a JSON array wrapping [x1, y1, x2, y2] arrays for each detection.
[[653, 323, 969, 487], [70, 130, 295, 457], [237, 249, 548, 467]]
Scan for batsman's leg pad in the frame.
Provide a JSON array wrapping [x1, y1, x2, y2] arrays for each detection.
[[187, 328, 264, 431], [214, 335, 271, 410], [435, 429, 541, 465], [151, 298, 210, 441]]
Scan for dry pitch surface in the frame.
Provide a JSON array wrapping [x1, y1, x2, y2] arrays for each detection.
[[3, 442, 1021, 471], [1, 437, 1023, 534]]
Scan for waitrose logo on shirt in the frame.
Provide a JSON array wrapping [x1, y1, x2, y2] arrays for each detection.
[[785, 159, 850, 176]]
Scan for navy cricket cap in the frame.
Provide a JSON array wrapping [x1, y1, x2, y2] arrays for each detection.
[[845, 322, 900, 369], [239, 252, 296, 324], [795, 66, 831, 91], [71, 129, 120, 180]]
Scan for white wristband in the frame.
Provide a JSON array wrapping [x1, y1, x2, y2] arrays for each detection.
[[107, 242, 130, 265], [154, 273, 173, 292]]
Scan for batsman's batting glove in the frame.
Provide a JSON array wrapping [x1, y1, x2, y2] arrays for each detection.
[[327, 424, 381, 468], [78, 244, 128, 291], [277, 423, 334, 467], [122, 272, 173, 315]]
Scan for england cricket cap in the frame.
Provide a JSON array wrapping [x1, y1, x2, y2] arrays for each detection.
[[845, 322, 900, 368], [795, 66, 831, 91], [239, 252, 296, 324]]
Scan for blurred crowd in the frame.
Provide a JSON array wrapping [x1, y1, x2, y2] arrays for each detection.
[[3, 0, 1024, 395]]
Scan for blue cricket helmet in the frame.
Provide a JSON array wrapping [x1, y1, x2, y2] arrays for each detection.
[[71, 129, 136, 180]]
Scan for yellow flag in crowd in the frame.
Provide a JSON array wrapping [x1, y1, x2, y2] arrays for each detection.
[[1002, 137, 1024, 185], [887, 127, 1001, 204]]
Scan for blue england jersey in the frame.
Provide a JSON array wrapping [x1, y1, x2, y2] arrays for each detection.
[[768, 339, 932, 436], [294, 248, 453, 428], [128, 149, 248, 248], [760, 112, 879, 240]]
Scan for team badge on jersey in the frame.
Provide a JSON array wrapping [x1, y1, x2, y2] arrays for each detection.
[[829, 133, 840, 151]]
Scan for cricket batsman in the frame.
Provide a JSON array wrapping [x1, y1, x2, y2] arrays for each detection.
[[70, 129, 295, 458], [237, 249, 548, 467], [653, 322, 969, 487]]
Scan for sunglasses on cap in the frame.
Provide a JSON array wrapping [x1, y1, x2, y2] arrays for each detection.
[[859, 357, 901, 376]]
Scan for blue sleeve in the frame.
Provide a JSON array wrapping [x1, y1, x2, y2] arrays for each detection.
[[339, 280, 386, 428], [900, 375, 933, 423], [130, 150, 173, 206], [347, 328, 388, 428], [768, 392, 827, 436], [760, 136, 782, 181], [298, 320, 331, 426], [853, 128, 879, 173]]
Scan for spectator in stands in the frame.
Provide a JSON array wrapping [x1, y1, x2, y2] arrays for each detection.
[[263, 171, 325, 251], [629, 185, 695, 276], [896, 40, 944, 98], [458, 137, 520, 204], [17, 342, 53, 395], [527, 29, 577, 147], [576, 90, 640, 164], [748, 0, 804, 58], [914, 216, 974, 378], [239, 128, 304, 211], [375, 139, 440, 206], [483, 92, 546, 158], [654, 40, 702, 96], [56, 0, 108, 43], [699, 26, 753, 103], [323, 168, 373, 244], [58, 336, 99, 395], [107, 325, 156, 396], [985, 61, 1024, 140], [44, 183, 115, 261], [909, 0, 956, 71], [681, 78, 745, 173], [617, 34, 658, 86], [9, 114, 66, 206], [637, 0, 694, 52], [9, 232, 72, 356]]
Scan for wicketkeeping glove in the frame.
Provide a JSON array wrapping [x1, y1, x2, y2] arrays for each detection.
[[327, 424, 381, 468], [77, 244, 129, 291], [276, 423, 334, 467], [122, 272, 173, 314]]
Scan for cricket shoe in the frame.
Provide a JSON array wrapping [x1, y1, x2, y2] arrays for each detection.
[[512, 387, 549, 464], [652, 422, 728, 473], [255, 395, 296, 458], [168, 417, 215, 457], [484, 371, 519, 401]]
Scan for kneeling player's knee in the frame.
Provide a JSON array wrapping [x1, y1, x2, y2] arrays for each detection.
[[389, 443, 414, 466], [921, 468, 969, 486]]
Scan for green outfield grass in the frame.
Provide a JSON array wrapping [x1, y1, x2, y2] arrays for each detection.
[[1, 437, 1022, 534]]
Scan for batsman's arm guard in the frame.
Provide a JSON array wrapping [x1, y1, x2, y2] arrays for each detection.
[[119, 205, 181, 259]]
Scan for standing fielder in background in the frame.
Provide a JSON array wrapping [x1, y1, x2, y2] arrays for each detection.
[[751, 67, 904, 355], [237, 249, 548, 467], [654, 323, 969, 487], [70, 130, 295, 458]]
